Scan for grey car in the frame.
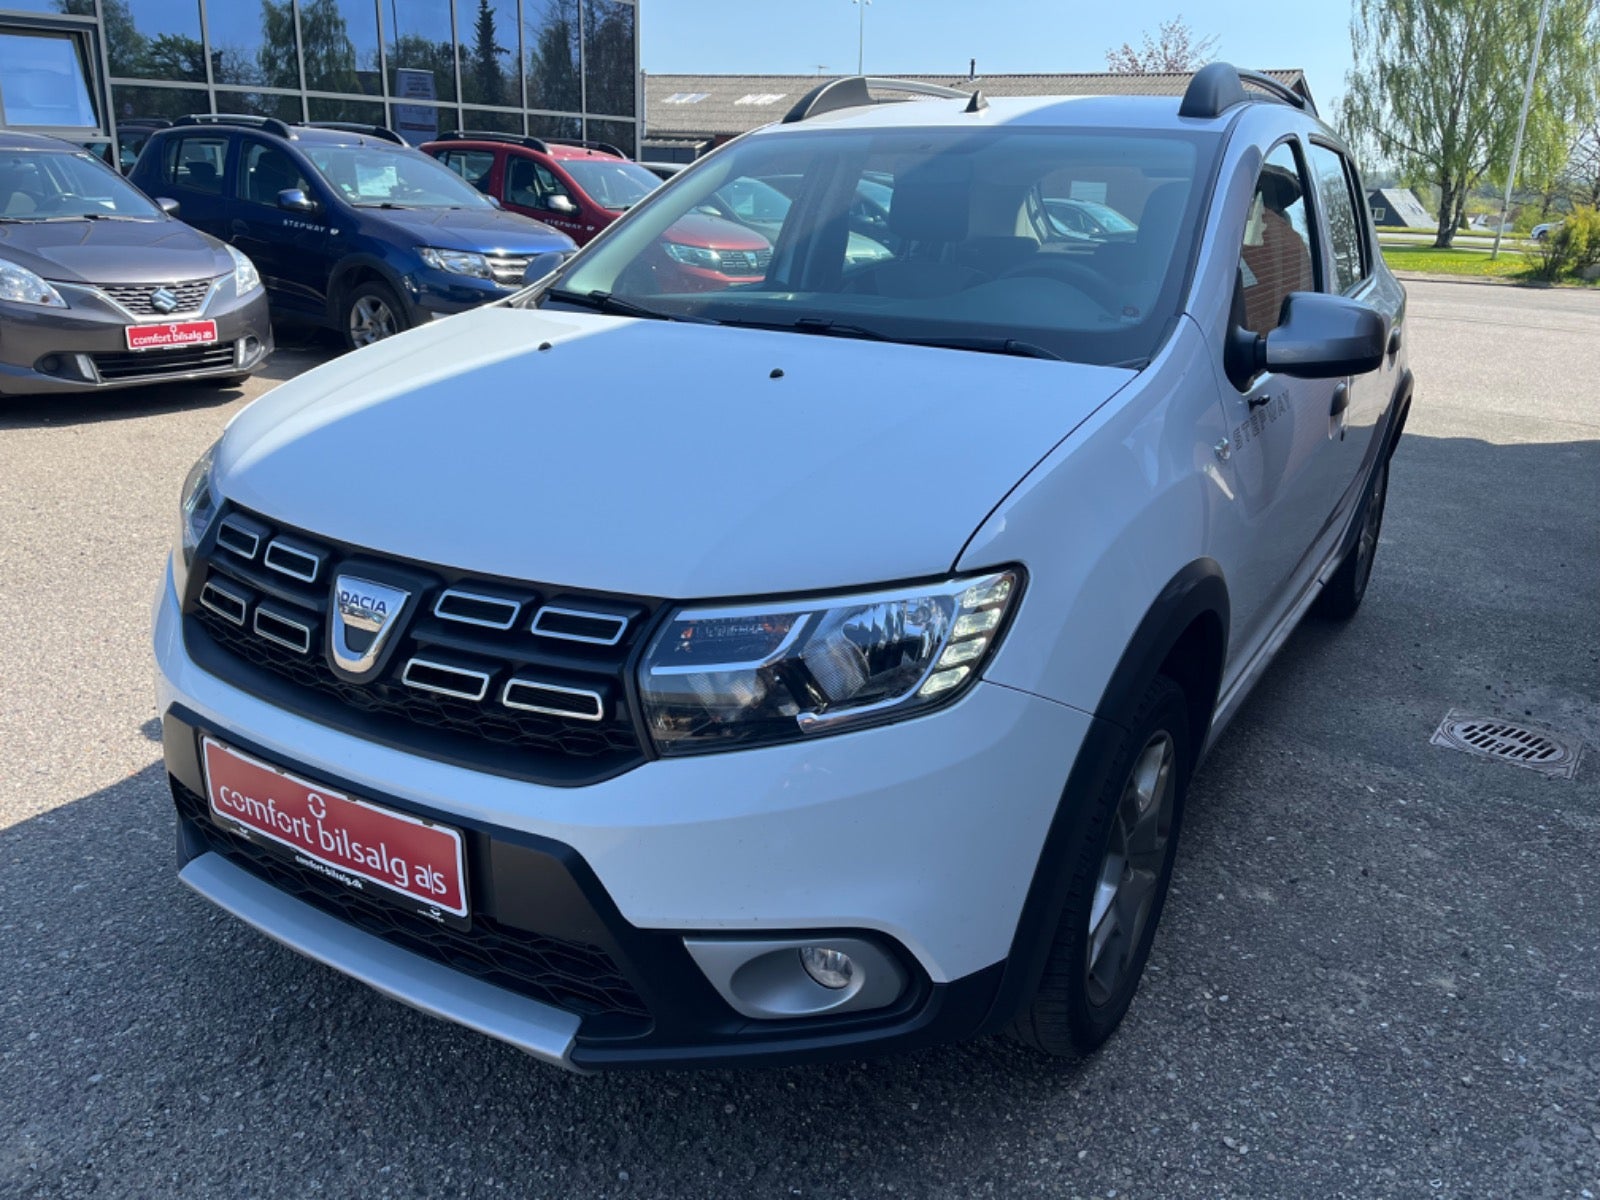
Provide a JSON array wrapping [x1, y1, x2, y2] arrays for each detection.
[[0, 131, 271, 397]]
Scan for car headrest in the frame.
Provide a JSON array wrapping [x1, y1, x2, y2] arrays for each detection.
[[185, 160, 217, 182], [887, 160, 973, 243]]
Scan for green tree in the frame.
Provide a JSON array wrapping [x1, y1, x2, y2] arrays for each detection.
[[1343, 0, 1600, 247], [250, 2, 304, 90], [467, 0, 509, 106]]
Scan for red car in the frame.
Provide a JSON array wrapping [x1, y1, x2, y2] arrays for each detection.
[[423, 133, 770, 291]]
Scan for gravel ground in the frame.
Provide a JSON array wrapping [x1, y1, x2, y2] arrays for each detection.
[[1, 286, 1597, 1199]]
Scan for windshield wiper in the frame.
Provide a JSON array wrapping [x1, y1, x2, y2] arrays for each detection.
[[77, 212, 149, 221], [733, 317, 1064, 360], [544, 289, 721, 325]]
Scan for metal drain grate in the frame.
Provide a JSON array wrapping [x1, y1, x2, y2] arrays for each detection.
[[1430, 710, 1583, 779]]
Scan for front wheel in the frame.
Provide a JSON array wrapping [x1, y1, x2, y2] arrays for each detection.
[[342, 280, 409, 351], [1011, 675, 1190, 1058]]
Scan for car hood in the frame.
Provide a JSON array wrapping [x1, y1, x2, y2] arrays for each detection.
[[662, 212, 769, 252], [0, 217, 231, 283], [218, 306, 1134, 598], [367, 206, 575, 255]]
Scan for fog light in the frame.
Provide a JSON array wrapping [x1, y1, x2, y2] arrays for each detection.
[[799, 946, 855, 990]]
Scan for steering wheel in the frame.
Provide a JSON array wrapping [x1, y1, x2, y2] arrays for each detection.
[[32, 190, 81, 214], [997, 258, 1122, 313]]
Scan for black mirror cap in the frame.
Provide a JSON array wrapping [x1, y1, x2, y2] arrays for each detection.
[[156, 196, 180, 217], [277, 188, 317, 213], [1262, 292, 1389, 380]]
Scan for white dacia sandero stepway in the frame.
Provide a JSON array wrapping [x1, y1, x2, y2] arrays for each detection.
[[155, 65, 1411, 1071]]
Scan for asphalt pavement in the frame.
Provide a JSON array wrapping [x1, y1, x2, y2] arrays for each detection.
[[1, 286, 1597, 1199]]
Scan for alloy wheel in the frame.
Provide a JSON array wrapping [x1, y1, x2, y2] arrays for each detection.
[[349, 295, 398, 346], [1086, 730, 1176, 1006]]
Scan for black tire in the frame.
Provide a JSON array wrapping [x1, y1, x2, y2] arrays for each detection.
[[1011, 675, 1191, 1058], [342, 279, 409, 351], [1313, 455, 1390, 620]]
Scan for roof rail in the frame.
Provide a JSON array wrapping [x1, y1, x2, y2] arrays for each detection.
[[304, 120, 405, 144], [541, 137, 629, 159], [1236, 69, 1315, 116], [173, 113, 293, 138], [1179, 63, 1316, 120], [782, 76, 975, 124], [435, 129, 553, 153]]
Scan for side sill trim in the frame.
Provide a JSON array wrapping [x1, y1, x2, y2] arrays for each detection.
[[178, 852, 584, 1071]]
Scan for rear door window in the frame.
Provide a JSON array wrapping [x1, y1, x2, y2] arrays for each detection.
[[1305, 143, 1369, 294], [163, 135, 228, 195], [438, 149, 495, 194]]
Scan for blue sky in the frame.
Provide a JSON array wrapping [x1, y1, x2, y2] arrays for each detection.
[[640, 1, 1355, 115]]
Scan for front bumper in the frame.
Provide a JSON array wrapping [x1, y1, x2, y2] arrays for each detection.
[[0, 286, 272, 396], [154, 567, 1090, 1068], [403, 269, 521, 320]]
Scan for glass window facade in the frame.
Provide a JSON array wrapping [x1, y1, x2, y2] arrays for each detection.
[[0, 0, 637, 154]]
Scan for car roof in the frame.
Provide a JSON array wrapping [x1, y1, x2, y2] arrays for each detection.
[[148, 122, 404, 150], [432, 137, 626, 163], [0, 130, 88, 152]]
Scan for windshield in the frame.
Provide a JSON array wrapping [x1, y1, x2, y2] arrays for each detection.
[[0, 149, 163, 220], [550, 126, 1214, 366], [562, 159, 659, 211], [304, 144, 493, 209]]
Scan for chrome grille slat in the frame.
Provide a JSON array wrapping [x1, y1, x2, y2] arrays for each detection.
[[401, 657, 492, 702], [434, 588, 521, 630], [199, 578, 249, 626], [263, 539, 324, 584], [253, 606, 312, 655], [502, 678, 605, 722], [216, 516, 261, 560], [485, 255, 531, 286], [530, 605, 629, 646]]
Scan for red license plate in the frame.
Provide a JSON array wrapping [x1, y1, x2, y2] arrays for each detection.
[[201, 738, 468, 920], [125, 320, 218, 350]]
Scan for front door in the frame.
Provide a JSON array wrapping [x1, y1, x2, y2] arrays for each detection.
[[1221, 139, 1349, 659], [503, 156, 589, 242], [230, 138, 331, 318]]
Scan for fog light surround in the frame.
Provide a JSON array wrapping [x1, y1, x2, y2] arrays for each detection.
[[683, 935, 908, 1021]]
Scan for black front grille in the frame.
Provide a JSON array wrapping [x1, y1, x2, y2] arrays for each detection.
[[97, 277, 215, 315], [184, 506, 660, 786], [94, 344, 236, 381], [172, 779, 651, 1028], [720, 248, 772, 274]]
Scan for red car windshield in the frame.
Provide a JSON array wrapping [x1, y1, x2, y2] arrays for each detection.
[[561, 160, 659, 211]]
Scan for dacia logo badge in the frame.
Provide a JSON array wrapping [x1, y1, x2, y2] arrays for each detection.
[[150, 287, 180, 314], [329, 575, 411, 678]]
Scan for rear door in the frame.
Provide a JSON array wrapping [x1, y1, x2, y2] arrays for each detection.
[[1304, 139, 1399, 526], [229, 138, 331, 318], [153, 133, 232, 239]]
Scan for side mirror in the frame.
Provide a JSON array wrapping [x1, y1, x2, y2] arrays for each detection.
[[1228, 292, 1388, 386], [546, 194, 577, 215], [277, 188, 317, 213], [155, 196, 180, 217], [486, 195, 502, 209], [521, 250, 569, 287]]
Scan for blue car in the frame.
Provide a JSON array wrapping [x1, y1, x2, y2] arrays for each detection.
[[129, 116, 575, 349]]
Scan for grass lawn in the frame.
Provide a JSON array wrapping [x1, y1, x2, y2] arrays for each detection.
[[1379, 245, 1536, 279]]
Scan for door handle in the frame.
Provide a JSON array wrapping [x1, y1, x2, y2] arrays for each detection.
[[230, 219, 249, 238], [1388, 326, 1403, 355], [1330, 382, 1350, 418]]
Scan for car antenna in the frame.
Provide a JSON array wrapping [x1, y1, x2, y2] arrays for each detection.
[[965, 89, 988, 113]]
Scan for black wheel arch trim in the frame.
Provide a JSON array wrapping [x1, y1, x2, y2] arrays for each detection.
[[979, 558, 1229, 1034], [326, 255, 414, 325]]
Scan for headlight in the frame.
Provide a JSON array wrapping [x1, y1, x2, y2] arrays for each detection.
[[227, 244, 261, 294], [661, 242, 724, 270], [418, 247, 492, 278], [0, 256, 67, 308], [639, 569, 1021, 754], [176, 441, 219, 583]]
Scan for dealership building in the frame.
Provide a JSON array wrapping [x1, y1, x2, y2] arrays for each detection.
[[0, 0, 640, 158]]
